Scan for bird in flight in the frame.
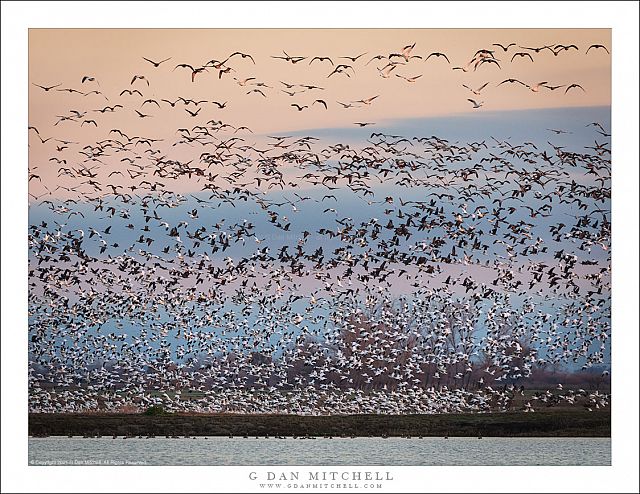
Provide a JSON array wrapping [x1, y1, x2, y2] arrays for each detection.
[[226, 51, 256, 64], [83, 90, 107, 100], [519, 45, 553, 53], [527, 81, 549, 92], [175, 63, 195, 72], [586, 44, 609, 54], [328, 64, 355, 78], [366, 54, 386, 66], [174, 64, 208, 82], [396, 74, 423, 83], [340, 52, 367, 62], [120, 89, 143, 97], [473, 48, 496, 58], [511, 52, 534, 63], [553, 44, 579, 55], [247, 89, 267, 97], [354, 122, 375, 127], [377, 63, 398, 78], [497, 78, 527, 87], [131, 75, 150, 86], [234, 77, 256, 86], [291, 104, 308, 111], [474, 58, 501, 71], [467, 99, 484, 109], [94, 105, 123, 113], [57, 87, 84, 94], [191, 67, 209, 82], [492, 42, 516, 52], [161, 98, 182, 108], [565, 83, 586, 93], [312, 99, 328, 109], [141, 99, 161, 108], [462, 82, 489, 96], [218, 66, 234, 79], [33, 83, 61, 92], [143, 57, 172, 67], [309, 56, 334, 66], [354, 95, 379, 106], [390, 42, 419, 62], [425, 52, 450, 64], [81, 76, 99, 85], [281, 89, 302, 97], [271, 51, 306, 64]]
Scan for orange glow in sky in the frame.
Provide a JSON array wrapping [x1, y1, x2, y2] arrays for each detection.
[[28, 28, 611, 198]]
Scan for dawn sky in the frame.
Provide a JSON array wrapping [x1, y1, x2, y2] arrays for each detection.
[[29, 28, 611, 199]]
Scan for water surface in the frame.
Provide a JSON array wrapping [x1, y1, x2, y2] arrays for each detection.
[[29, 436, 610, 466]]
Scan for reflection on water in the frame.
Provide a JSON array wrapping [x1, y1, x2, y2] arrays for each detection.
[[29, 436, 610, 466]]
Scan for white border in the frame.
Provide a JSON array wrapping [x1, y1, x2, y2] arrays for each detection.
[[2, 2, 638, 493]]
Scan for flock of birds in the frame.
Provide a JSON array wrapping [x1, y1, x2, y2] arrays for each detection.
[[28, 38, 610, 415], [31, 40, 609, 122]]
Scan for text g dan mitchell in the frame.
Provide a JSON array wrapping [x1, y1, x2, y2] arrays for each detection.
[[249, 471, 393, 481]]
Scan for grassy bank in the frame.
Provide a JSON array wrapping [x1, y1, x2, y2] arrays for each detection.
[[29, 410, 610, 438]]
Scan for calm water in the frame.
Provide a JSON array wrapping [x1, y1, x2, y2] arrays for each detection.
[[28, 436, 610, 466]]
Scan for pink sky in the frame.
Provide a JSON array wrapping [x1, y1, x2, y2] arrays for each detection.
[[28, 29, 611, 199]]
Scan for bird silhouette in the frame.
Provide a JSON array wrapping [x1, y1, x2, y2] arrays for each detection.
[[143, 56, 172, 67]]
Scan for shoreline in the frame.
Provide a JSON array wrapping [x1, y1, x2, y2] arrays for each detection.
[[29, 410, 610, 438]]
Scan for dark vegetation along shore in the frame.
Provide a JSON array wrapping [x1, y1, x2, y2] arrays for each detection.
[[29, 410, 610, 438]]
